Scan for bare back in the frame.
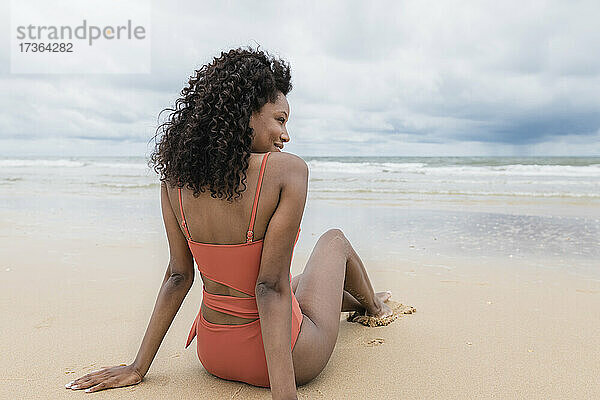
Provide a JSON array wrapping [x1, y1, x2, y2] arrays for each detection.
[[166, 152, 306, 325]]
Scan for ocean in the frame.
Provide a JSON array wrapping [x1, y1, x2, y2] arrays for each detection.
[[1, 155, 599, 278], [1, 155, 599, 203]]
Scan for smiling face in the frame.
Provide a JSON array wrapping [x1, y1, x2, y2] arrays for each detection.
[[249, 92, 290, 153]]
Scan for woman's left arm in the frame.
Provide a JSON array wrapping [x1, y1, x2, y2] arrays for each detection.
[[66, 183, 194, 393]]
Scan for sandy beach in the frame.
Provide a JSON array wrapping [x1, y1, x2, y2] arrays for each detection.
[[1, 194, 599, 399], [3, 0, 600, 396]]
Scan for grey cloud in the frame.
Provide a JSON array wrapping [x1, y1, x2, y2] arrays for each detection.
[[1, 0, 600, 156]]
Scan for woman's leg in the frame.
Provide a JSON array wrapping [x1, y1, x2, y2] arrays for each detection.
[[292, 274, 373, 313], [291, 229, 391, 384]]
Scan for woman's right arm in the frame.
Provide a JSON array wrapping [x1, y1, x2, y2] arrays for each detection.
[[255, 154, 308, 400], [66, 182, 195, 393]]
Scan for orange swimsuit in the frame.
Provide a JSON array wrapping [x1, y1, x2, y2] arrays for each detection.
[[180, 152, 303, 387]]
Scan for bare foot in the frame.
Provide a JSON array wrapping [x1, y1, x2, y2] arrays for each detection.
[[376, 291, 392, 303], [367, 291, 393, 318]]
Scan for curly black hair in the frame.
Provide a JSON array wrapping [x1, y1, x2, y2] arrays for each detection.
[[148, 47, 292, 202]]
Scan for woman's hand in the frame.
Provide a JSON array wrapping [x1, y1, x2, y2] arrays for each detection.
[[65, 364, 142, 393]]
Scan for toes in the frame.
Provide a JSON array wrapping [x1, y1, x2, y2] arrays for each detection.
[[376, 291, 392, 303]]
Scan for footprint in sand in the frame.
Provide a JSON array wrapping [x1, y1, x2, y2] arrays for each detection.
[[364, 338, 385, 347]]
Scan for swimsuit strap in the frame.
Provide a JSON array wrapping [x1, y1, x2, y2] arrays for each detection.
[[178, 186, 191, 240], [247, 152, 271, 243]]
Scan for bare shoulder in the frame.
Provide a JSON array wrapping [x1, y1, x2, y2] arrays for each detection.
[[266, 152, 309, 186], [256, 153, 308, 286]]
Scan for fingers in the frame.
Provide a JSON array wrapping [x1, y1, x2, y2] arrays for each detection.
[[66, 369, 108, 390], [85, 381, 110, 393], [69, 375, 102, 390], [64, 365, 141, 393]]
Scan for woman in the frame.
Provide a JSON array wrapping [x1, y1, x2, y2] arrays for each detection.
[[65, 47, 393, 399]]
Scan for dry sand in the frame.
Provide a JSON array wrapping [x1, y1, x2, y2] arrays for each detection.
[[1, 228, 600, 399]]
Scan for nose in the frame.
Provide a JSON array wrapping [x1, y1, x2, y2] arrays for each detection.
[[281, 130, 290, 143]]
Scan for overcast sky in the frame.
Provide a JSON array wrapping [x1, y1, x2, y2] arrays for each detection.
[[1, 0, 599, 157]]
